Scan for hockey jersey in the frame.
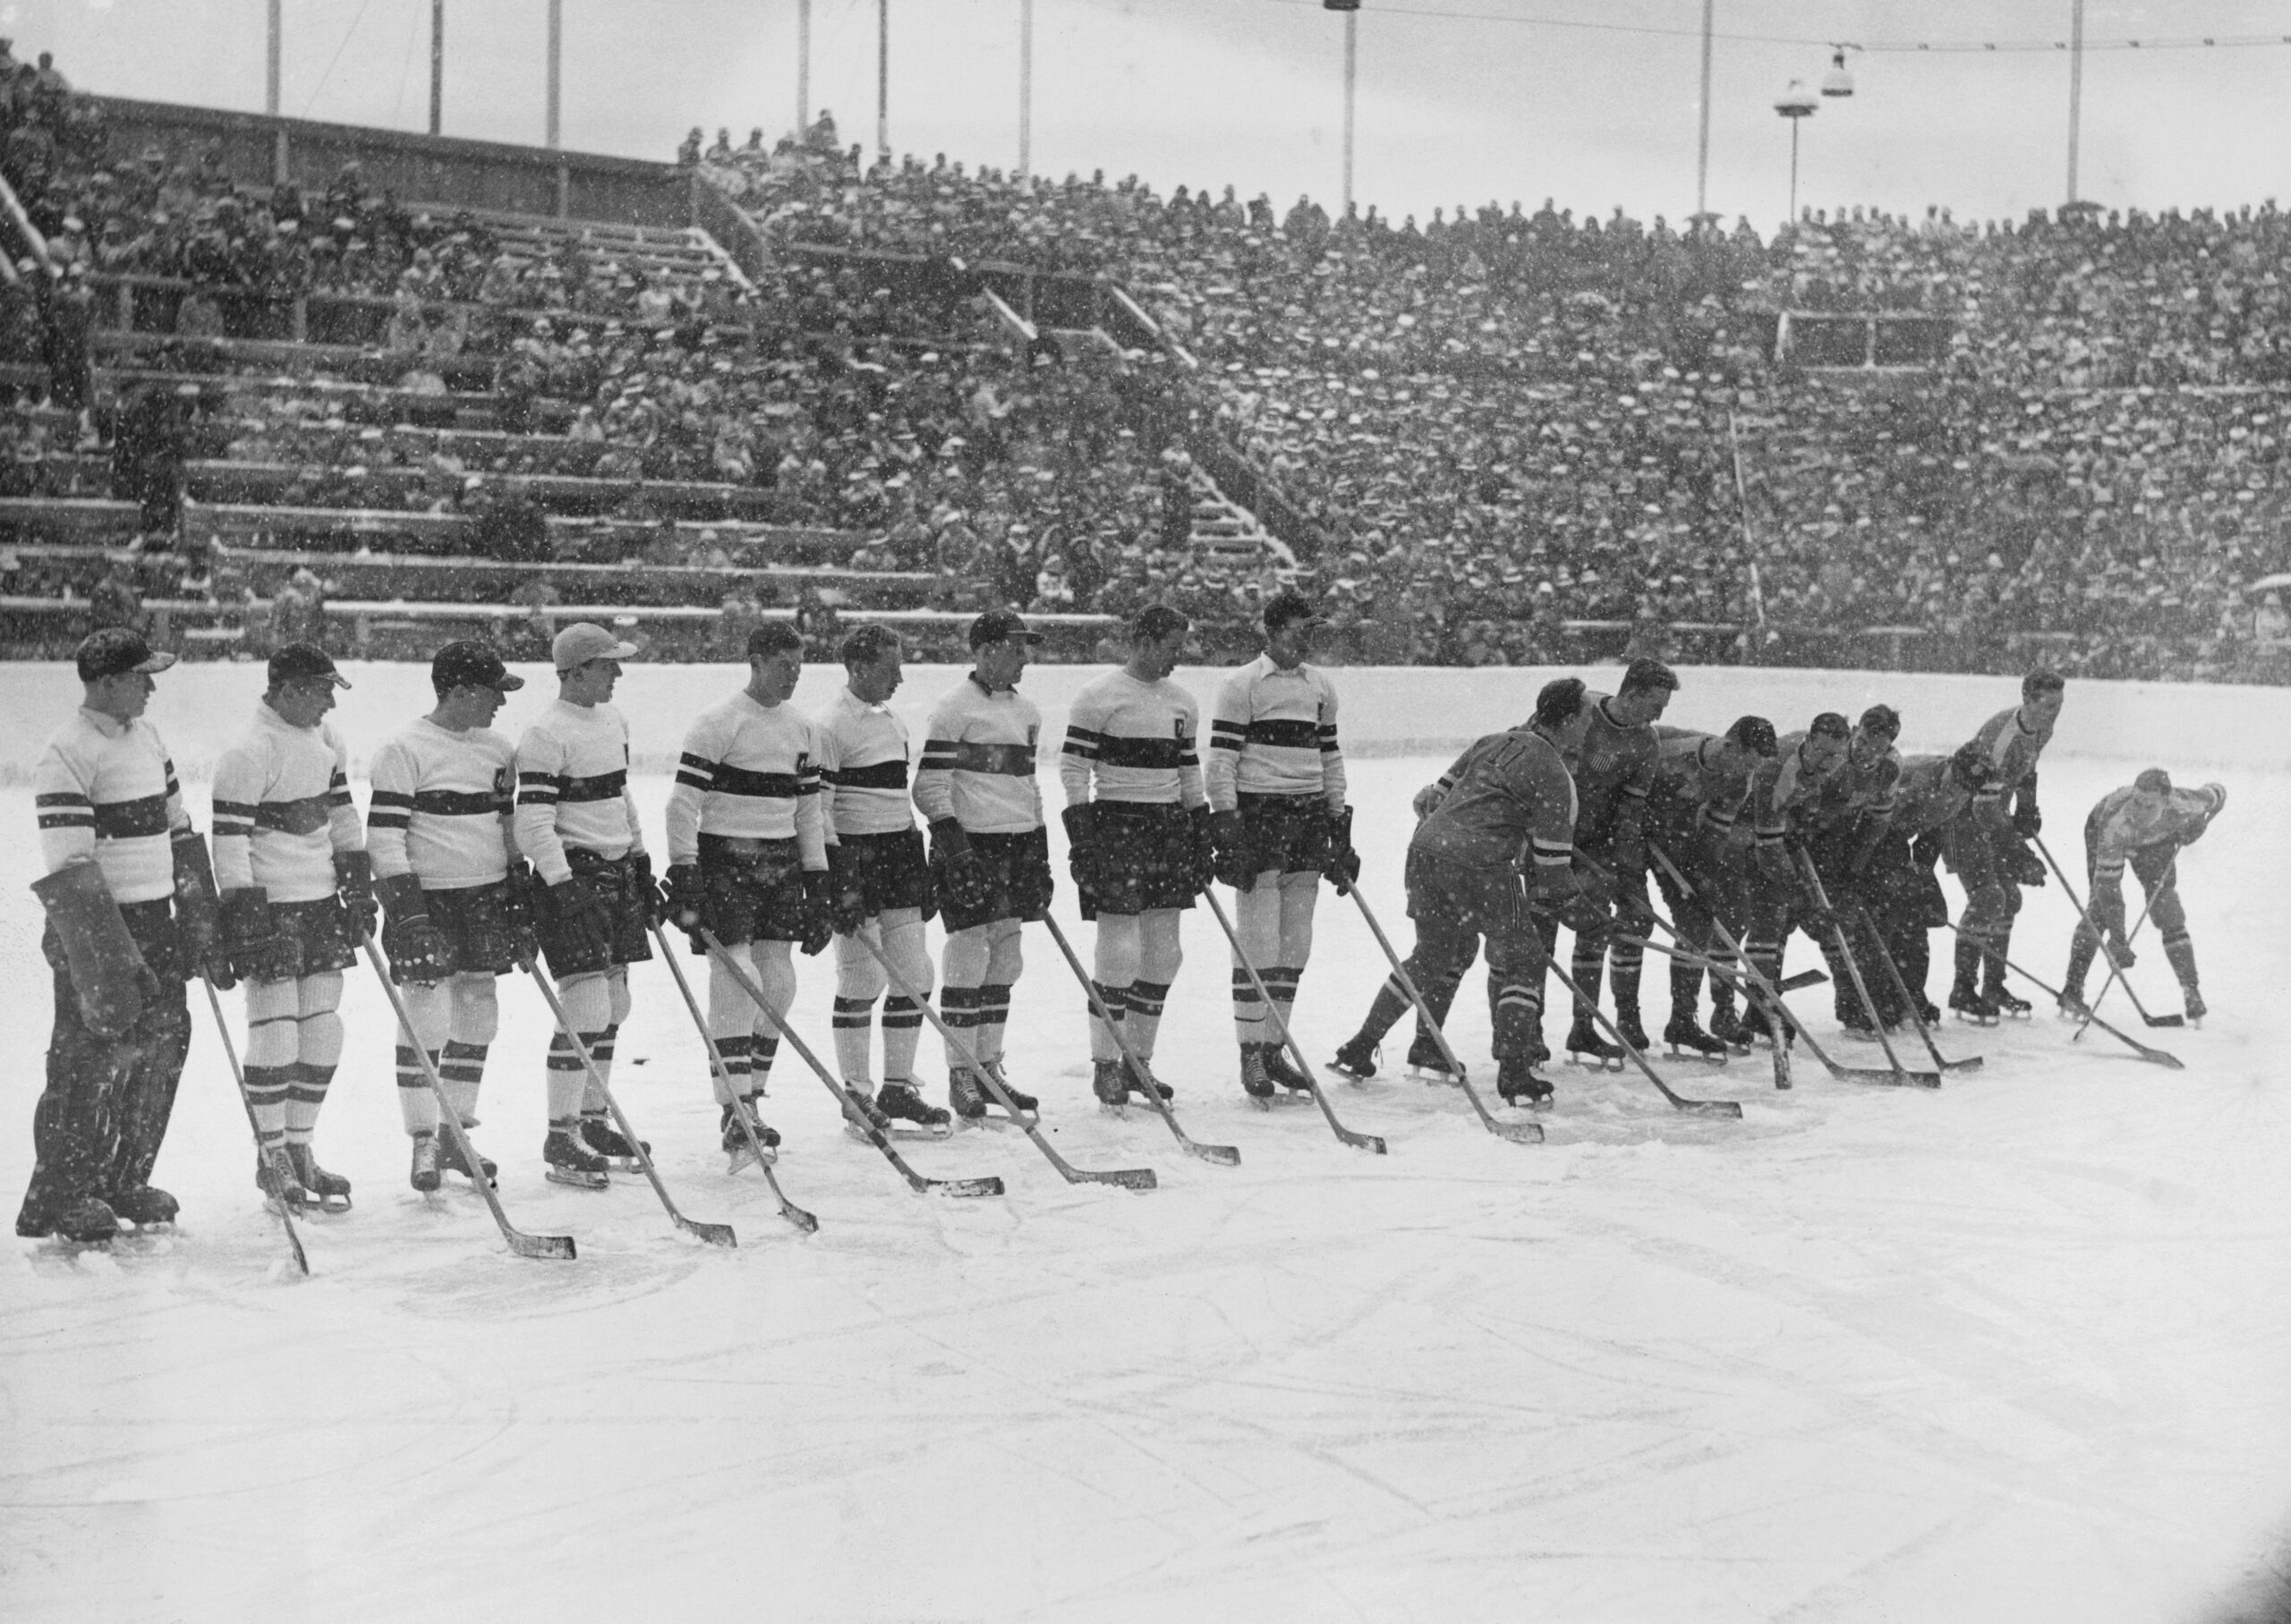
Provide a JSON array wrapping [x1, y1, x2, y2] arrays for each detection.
[[1645, 728, 1755, 837], [515, 699, 645, 885], [817, 685, 916, 840], [367, 718, 518, 890], [912, 676, 1043, 835], [1205, 654, 1345, 811], [1415, 727, 1578, 876], [1966, 702, 2054, 833], [34, 706, 192, 904], [667, 689, 827, 869], [1890, 754, 1979, 841], [211, 702, 362, 903], [2086, 782, 2225, 885], [1060, 669, 1205, 809], [1557, 694, 1657, 847]]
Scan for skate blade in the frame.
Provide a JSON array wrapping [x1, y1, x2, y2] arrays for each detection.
[[545, 1167, 610, 1191], [1096, 1100, 1128, 1118], [1322, 1064, 1376, 1084], [1951, 1011, 1999, 1026], [1404, 1067, 1463, 1086], [1564, 1053, 1626, 1072], [1665, 1044, 1729, 1066], [727, 1144, 779, 1172], [848, 1121, 952, 1141]]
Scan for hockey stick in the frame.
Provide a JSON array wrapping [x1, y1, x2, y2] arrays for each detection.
[[1648, 843, 1930, 1089], [520, 958, 736, 1247], [1529, 922, 1742, 1117], [2031, 833, 2184, 1027], [1788, 844, 1926, 1084], [681, 929, 1002, 1203], [1617, 934, 1827, 994], [1940, 919, 2183, 1069], [1851, 903, 1982, 1073], [648, 925, 824, 1226], [198, 974, 309, 1277], [1343, 886, 1541, 1144], [357, 939, 577, 1260], [1203, 889, 1387, 1153], [822, 926, 1155, 1190], [2073, 858, 2166, 1042], [1035, 912, 1241, 1166]]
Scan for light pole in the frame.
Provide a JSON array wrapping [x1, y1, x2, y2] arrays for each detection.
[[429, 0, 444, 136], [1773, 79, 1817, 232], [1018, 0, 1034, 179], [1327, 0, 1358, 216], [545, 0, 562, 149], [1694, 0, 1713, 225], [877, 0, 890, 165]]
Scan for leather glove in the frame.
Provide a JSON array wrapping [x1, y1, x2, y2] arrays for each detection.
[[798, 870, 834, 957], [1323, 804, 1361, 897], [171, 830, 233, 991], [334, 849, 379, 940], [1060, 803, 1099, 904], [1802, 901, 1844, 933], [1613, 875, 1656, 933], [2012, 802, 2042, 839], [1208, 808, 1254, 892], [375, 872, 455, 982], [2105, 932, 2136, 971], [1554, 886, 1612, 938], [929, 819, 991, 914], [1411, 780, 1447, 820], [628, 851, 668, 928], [2008, 843, 2048, 888], [664, 861, 707, 932], [824, 845, 869, 935], [219, 886, 298, 984], [549, 873, 614, 963]]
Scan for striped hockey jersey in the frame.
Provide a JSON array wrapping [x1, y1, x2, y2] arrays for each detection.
[[1205, 654, 1345, 812], [515, 699, 645, 885], [666, 689, 827, 869], [367, 717, 518, 889], [818, 685, 916, 840], [912, 675, 1043, 835], [211, 701, 362, 903], [34, 706, 192, 904], [1060, 669, 1205, 809]]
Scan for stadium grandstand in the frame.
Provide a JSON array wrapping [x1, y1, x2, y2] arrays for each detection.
[[2, 38, 2287, 683]]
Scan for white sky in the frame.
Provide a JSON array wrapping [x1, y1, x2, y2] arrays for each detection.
[[24, 0, 2291, 228]]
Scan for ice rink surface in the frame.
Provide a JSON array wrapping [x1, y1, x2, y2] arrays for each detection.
[[4, 752, 2289, 1623]]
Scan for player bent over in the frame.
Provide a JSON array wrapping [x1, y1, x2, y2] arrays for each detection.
[[1734, 714, 1851, 1043], [369, 642, 529, 1193], [1942, 669, 2065, 1021], [818, 625, 949, 1135], [1796, 704, 1904, 1034], [1205, 590, 1359, 1100], [913, 610, 1052, 1124], [515, 623, 659, 1188], [210, 642, 369, 1211], [1062, 604, 1209, 1110], [2061, 769, 2226, 1025], [1858, 743, 1997, 1025], [664, 623, 835, 1161], [1641, 716, 1775, 1057], [1334, 678, 1604, 1106], [18, 630, 226, 1244]]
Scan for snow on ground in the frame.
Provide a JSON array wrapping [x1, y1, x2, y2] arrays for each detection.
[[4, 754, 2289, 1623]]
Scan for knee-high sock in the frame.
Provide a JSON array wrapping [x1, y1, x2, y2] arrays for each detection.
[[1980, 923, 2014, 992], [1127, 912, 1185, 1061], [2063, 932, 2098, 1000], [976, 922, 1023, 1067], [2162, 926, 2199, 992], [1953, 928, 1986, 991], [1230, 882, 1282, 1047], [243, 977, 301, 1150], [832, 926, 889, 1086], [583, 969, 632, 1120], [880, 913, 931, 1083], [1668, 957, 1704, 1023], [1267, 872, 1318, 1033], [1704, 939, 1738, 1016], [551, 970, 615, 1128], [285, 971, 344, 1144], [1569, 929, 1607, 1021], [394, 978, 452, 1135], [713, 942, 793, 1102], [941, 927, 991, 1071], [1489, 968, 1546, 1061], [1092, 914, 1143, 1063], [1608, 935, 1644, 1016], [441, 974, 498, 1127]]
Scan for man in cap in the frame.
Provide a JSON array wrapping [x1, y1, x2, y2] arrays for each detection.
[[911, 609, 1051, 1123], [1941, 669, 2065, 1021], [367, 641, 528, 1194], [662, 623, 834, 1164], [1205, 589, 1358, 1100], [818, 625, 950, 1135], [2060, 769, 2227, 1025], [1061, 603, 1209, 1110], [1639, 715, 1776, 1057], [209, 642, 370, 1211], [514, 623, 657, 1187], [20, 630, 227, 1244]]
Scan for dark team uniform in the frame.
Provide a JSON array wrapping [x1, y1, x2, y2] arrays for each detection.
[[1552, 695, 1658, 1050], [1643, 728, 1759, 1042], [1860, 752, 1984, 1022]]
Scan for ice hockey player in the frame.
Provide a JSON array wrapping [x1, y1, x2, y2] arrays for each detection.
[[368, 641, 528, 1194], [1857, 741, 1997, 1026], [209, 642, 369, 1212], [515, 623, 657, 1188], [912, 609, 1052, 1124], [1735, 712, 1852, 1042], [1640, 715, 1776, 1056], [1943, 669, 2065, 1020], [817, 624, 950, 1135], [1332, 677, 1607, 1107], [1205, 590, 1358, 1100], [1061, 604, 1208, 1109], [18, 629, 224, 1245], [1795, 704, 1904, 1034], [663, 622, 834, 1161], [1551, 657, 1676, 1065], [2060, 768, 2226, 1024]]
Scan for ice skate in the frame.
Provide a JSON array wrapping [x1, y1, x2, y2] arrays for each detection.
[[1121, 1059, 1173, 1105], [1707, 1004, 1754, 1052], [107, 1186, 180, 1229], [1262, 1044, 1316, 1095], [841, 1085, 893, 1138], [1402, 1033, 1462, 1084], [1613, 1008, 1652, 1054], [437, 1132, 498, 1188], [409, 1131, 441, 1194], [1949, 980, 2000, 1025], [1495, 1054, 1555, 1110], [1986, 981, 2032, 1019], [255, 1146, 308, 1212], [1328, 1033, 1380, 1082], [1662, 1014, 1728, 1064], [20, 1194, 121, 1248], [1563, 1016, 1625, 1070], [721, 1102, 779, 1169], [284, 1145, 351, 1212], [1237, 1045, 1274, 1106], [581, 1118, 649, 1171], [951, 1061, 1036, 1127], [543, 1128, 609, 1191], [2184, 986, 2206, 1025], [2056, 991, 2091, 1021], [877, 1080, 954, 1137]]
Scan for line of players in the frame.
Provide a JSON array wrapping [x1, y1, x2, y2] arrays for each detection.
[[15, 600, 2227, 1246]]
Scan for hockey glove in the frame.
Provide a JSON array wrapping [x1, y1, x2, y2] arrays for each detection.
[[1323, 804, 1362, 897], [2012, 801, 2042, 840], [1612, 874, 1657, 934], [2007, 842, 2048, 888], [628, 851, 668, 928], [2104, 932, 2137, 971], [32, 861, 155, 1039], [663, 862, 708, 932], [1546, 874, 1611, 937], [824, 845, 870, 935], [930, 818, 992, 916], [1208, 809, 1255, 892], [1411, 779, 1449, 821], [548, 873, 615, 965], [334, 848, 379, 941], [171, 829, 234, 990], [1188, 804, 1219, 897], [798, 870, 835, 957], [374, 872, 456, 982], [1060, 803, 1101, 916], [219, 887, 299, 984]]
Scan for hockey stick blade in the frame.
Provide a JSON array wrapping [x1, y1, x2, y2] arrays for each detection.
[[1543, 949, 1742, 1118], [753, 1161, 820, 1231], [2143, 1012, 2187, 1028], [1943, 921, 2183, 1069], [1208, 890, 1385, 1153]]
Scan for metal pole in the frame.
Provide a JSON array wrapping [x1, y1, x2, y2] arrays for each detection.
[[1018, 0, 1034, 178], [429, 0, 443, 135], [876, 0, 890, 164], [797, 0, 812, 136], [266, 0, 282, 115], [2066, 0, 2085, 202], [1694, 0, 1713, 222], [1788, 117, 1801, 228], [546, 0, 562, 149], [1342, 8, 1357, 215]]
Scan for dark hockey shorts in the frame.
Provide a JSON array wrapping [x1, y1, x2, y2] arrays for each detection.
[[535, 847, 657, 976], [414, 879, 528, 980], [1402, 844, 1527, 938], [1086, 802, 1198, 916], [696, 834, 809, 948], [1236, 792, 1335, 879], [831, 828, 936, 921], [936, 826, 1053, 933], [257, 895, 359, 982]]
